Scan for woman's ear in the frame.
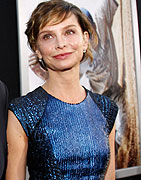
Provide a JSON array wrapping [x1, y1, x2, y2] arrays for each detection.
[[35, 49, 42, 59], [83, 31, 89, 49]]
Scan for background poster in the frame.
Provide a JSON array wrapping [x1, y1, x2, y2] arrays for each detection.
[[16, 0, 141, 176]]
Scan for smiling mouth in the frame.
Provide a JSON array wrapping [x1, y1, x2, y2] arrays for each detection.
[[53, 52, 72, 60]]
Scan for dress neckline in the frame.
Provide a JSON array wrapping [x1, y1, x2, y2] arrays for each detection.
[[38, 86, 88, 105]]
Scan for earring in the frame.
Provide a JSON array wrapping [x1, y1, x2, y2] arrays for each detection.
[[83, 49, 86, 53], [81, 49, 87, 63], [38, 58, 47, 70]]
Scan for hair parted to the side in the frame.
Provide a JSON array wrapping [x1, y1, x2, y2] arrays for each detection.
[[25, 0, 98, 62]]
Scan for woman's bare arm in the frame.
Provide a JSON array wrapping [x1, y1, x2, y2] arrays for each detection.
[[105, 125, 116, 180], [6, 110, 28, 180]]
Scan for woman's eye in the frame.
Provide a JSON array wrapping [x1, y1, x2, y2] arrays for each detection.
[[42, 34, 53, 40], [65, 30, 75, 35]]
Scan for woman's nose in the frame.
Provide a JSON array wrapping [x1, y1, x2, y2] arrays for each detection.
[[55, 36, 66, 49]]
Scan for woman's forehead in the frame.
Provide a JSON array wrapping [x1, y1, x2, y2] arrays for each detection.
[[40, 14, 80, 32], [45, 11, 76, 25]]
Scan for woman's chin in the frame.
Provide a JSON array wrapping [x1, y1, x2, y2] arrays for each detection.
[[48, 63, 78, 72]]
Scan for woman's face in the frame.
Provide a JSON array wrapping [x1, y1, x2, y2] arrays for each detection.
[[35, 14, 89, 72]]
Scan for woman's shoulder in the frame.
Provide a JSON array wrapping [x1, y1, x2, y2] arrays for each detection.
[[88, 90, 118, 112], [9, 86, 47, 107]]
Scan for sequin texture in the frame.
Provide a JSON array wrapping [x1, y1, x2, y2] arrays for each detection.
[[9, 87, 118, 180]]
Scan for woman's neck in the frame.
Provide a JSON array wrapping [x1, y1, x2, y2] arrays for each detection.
[[42, 67, 86, 103]]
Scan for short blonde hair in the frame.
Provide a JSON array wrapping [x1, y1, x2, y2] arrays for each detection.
[[25, 0, 98, 62]]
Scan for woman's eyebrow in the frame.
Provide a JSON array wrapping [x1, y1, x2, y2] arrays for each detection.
[[39, 24, 77, 35]]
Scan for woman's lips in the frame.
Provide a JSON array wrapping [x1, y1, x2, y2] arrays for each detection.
[[53, 52, 72, 60]]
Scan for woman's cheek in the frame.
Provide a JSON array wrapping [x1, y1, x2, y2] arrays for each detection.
[[67, 35, 84, 49], [68, 39, 81, 49], [41, 44, 53, 56]]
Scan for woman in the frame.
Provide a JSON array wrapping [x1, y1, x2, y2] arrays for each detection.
[[6, 0, 118, 179], [0, 80, 8, 180]]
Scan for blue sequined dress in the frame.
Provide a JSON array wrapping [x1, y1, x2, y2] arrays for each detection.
[[9, 87, 118, 180]]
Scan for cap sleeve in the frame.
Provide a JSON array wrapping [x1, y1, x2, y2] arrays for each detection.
[[89, 90, 118, 135], [103, 97, 118, 134], [9, 88, 48, 137], [9, 96, 32, 137]]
